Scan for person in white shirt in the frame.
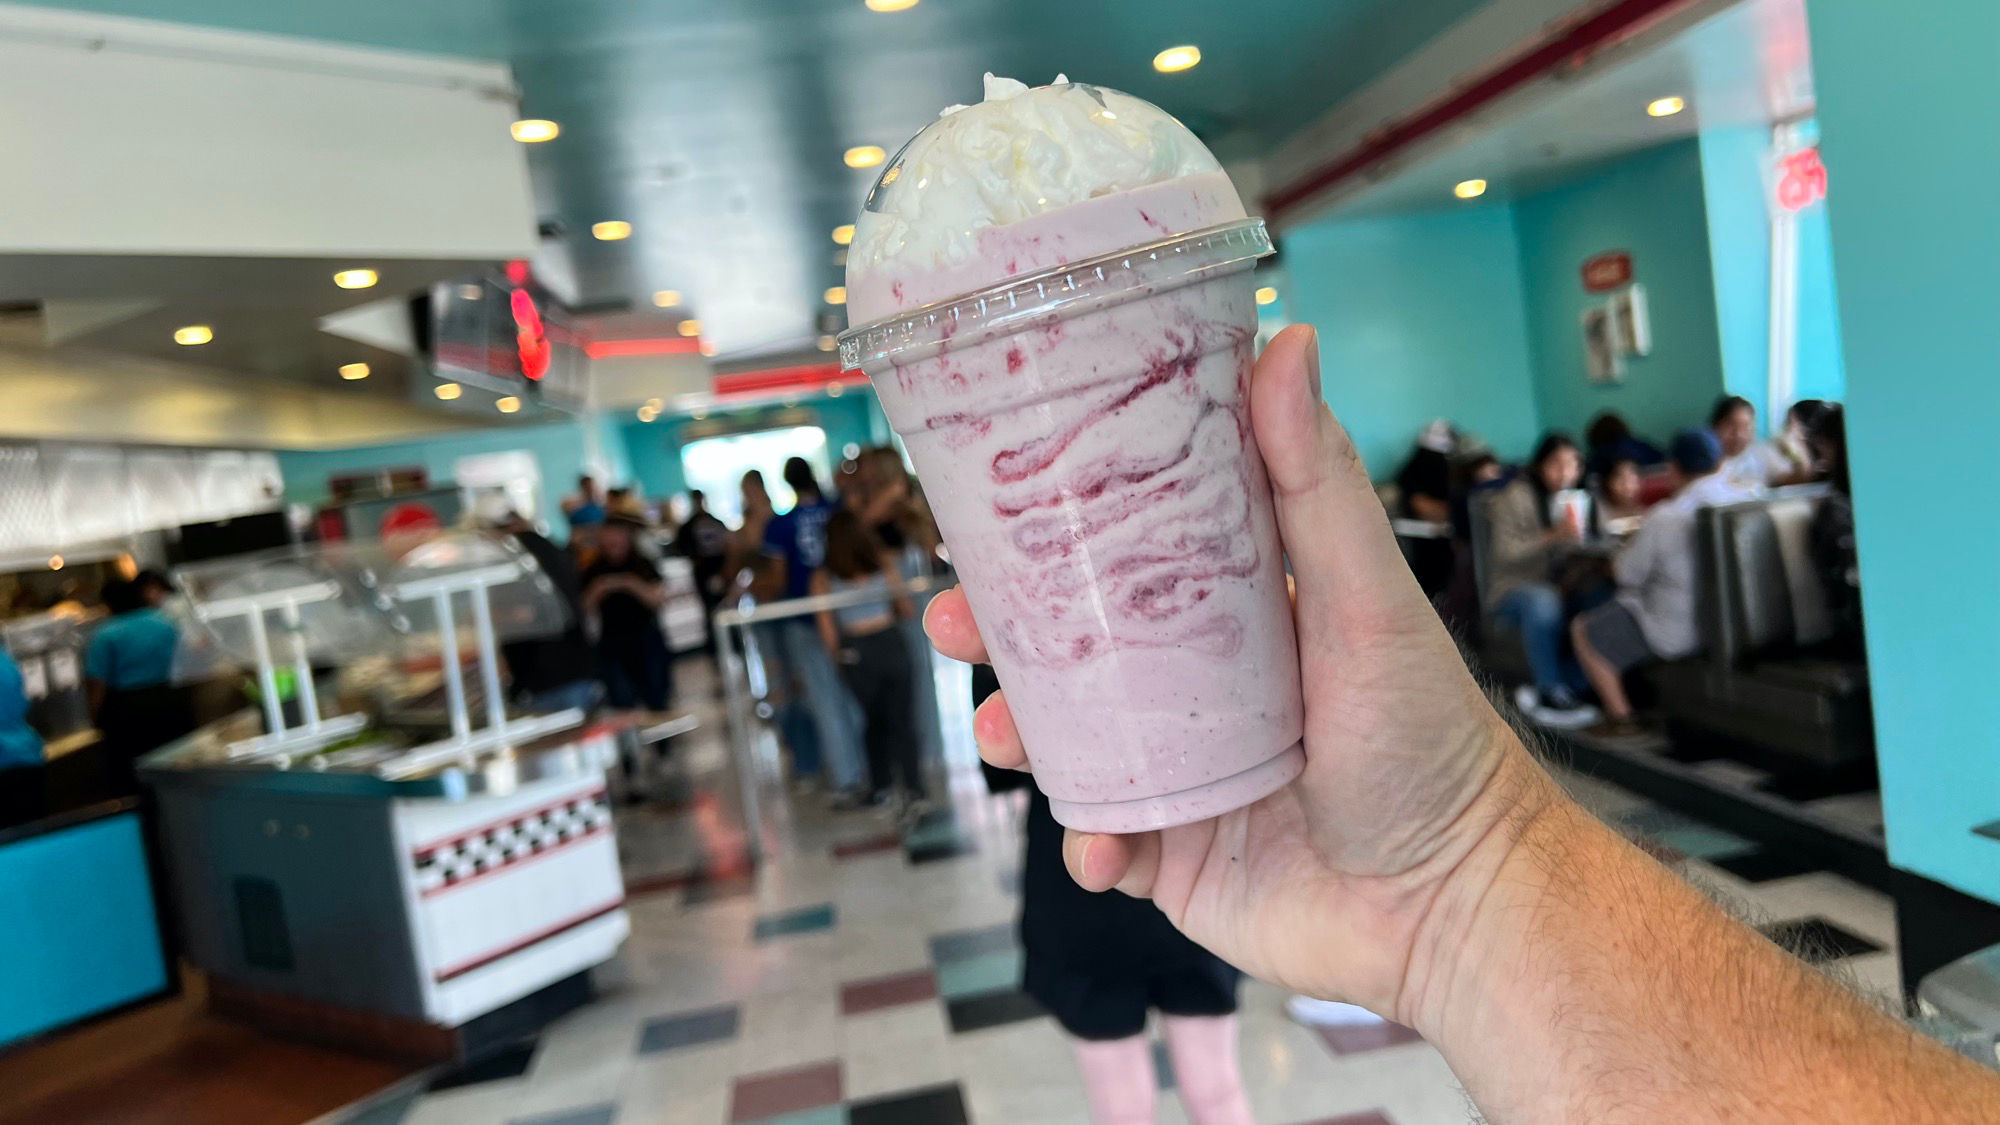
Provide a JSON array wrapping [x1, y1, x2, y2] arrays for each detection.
[[1713, 395, 1820, 491], [1572, 428, 1759, 734]]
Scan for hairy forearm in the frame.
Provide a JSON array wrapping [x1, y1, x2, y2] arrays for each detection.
[[1416, 751, 2000, 1123]]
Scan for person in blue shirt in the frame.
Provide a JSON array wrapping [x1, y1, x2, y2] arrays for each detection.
[[86, 574, 191, 793], [0, 647, 46, 827], [760, 458, 865, 798]]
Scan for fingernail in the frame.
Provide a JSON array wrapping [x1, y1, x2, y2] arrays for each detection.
[[1303, 328, 1322, 401]]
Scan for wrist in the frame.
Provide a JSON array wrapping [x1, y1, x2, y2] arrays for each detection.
[[1395, 733, 1567, 1035]]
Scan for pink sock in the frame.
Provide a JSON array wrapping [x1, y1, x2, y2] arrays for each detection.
[[1071, 1033, 1157, 1125], [1163, 1015, 1255, 1125]]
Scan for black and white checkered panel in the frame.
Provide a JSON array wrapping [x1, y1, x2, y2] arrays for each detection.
[[413, 793, 614, 893]]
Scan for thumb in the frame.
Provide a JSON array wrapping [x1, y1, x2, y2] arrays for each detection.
[[1248, 325, 1435, 639]]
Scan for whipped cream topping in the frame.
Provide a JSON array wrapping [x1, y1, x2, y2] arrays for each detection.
[[849, 74, 1223, 276]]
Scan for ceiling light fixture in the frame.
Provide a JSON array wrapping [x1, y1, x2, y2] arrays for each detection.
[[844, 145, 886, 169], [692, 409, 709, 420], [511, 119, 560, 143], [824, 286, 847, 305], [1255, 286, 1278, 306], [817, 334, 837, 352], [677, 319, 702, 337], [333, 268, 378, 290], [496, 395, 522, 414], [652, 289, 682, 308], [826, 382, 846, 398], [173, 325, 212, 346], [1153, 45, 1201, 73], [434, 382, 462, 400], [339, 362, 370, 380], [636, 405, 659, 422], [458, 283, 484, 300], [1453, 178, 1489, 200], [699, 341, 717, 357], [592, 220, 633, 241], [831, 224, 855, 246], [864, 0, 919, 11], [1647, 96, 1686, 118], [48, 555, 63, 571]]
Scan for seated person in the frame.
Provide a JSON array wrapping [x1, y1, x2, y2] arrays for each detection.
[[1806, 405, 1864, 657], [1713, 395, 1818, 491], [1584, 410, 1664, 482], [1395, 420, 1458, 598], [1484, 434, 1598, 727], [1596, 457, 1648, 530], [1572, 430, 1760, 734]]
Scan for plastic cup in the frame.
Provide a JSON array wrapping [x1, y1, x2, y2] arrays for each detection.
[[840, 221, 1304, 831]]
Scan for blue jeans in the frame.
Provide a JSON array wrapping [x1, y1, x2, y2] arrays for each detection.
[[524, 679, 602, 715], [1495, 583, 1588, 698], [779, 620, 866, 791]]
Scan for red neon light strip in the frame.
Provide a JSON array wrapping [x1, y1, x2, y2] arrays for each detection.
[[432, 898, 626, 982], [712, 362, 848, 397], [1265, 0, 1698, 221], [585, 337, 705, 359]]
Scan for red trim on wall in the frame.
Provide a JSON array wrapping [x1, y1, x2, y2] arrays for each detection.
[[1265, 0, 1700, 222], [432, 899, 625, 983], [712, 362, 851, 397], [585, 337, 705, 359]]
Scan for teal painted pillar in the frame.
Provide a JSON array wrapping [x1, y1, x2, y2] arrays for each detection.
[[1810, 0, 2000, 903]]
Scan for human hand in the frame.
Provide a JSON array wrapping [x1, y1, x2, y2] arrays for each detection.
[[924, 324, 1560, 1026]]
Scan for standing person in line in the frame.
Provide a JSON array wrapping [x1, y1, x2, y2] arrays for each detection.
[[86, 574, 191, 792], [0, 646, 46, 827], [482, 501, 600, 715], [732, 469, 822, 779], [856, 446, 948, 777], [933, 325, 2000, 1124], [581, 514, 673, 713], [1482, 433, 1599, 728], [812, 511, 925, 810], [563, 474, 606, 525], [1572, 430, 1757, 736], [760, 458, 866, 798], [672, 489, 730, 654]]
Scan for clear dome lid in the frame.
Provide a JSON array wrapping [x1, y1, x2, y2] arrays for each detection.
[[375, 531, 570, 643], [174, 544, 398, 667]]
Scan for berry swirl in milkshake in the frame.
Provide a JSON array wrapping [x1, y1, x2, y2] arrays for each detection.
[[841, 76, 1303, 832]]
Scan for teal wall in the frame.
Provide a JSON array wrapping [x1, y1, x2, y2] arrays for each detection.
[[1513, 140, 1725, 446], [618, 390, 891, 502], [276, 415, 612, 542], [1281, 204, 1543, 476], [1810, 0, 2000, 903], [1793, 184, 1848, 405]]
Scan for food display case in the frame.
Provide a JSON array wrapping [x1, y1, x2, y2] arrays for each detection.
[[139, 535, 628, 1041]]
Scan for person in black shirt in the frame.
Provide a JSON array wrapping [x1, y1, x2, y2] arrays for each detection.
[[487, 508, 600, 713], [582, 515, 672, 712], [671, 489, 730, 652], [1807, 405, 1864, 656]]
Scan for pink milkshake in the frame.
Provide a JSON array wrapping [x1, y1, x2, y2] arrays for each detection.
[[840, 77, 1303, 832]]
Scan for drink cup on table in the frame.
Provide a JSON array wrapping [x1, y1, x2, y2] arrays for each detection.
[[838, 75, 1303, 832]]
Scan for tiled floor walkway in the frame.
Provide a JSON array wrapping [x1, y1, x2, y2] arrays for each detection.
[[360, 661, 1905, 1125]]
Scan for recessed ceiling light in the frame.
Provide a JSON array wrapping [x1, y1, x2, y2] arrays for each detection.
[[826, 382, 846, 398], [783, 396, 800, 407], [652, 289, 682, 308], [677, 319, 703, 337], [434, 382, 462, 400], [339, 362, 370, 380], [496, 395, 522, 414], [831, 224, 855, 246], [824, 286, 847, 305], [1153, 45, 1201, 73], [511, 119, 560, 143], [47, 555, 63, 571], [1453, 178, 1489, 200], [699, 341, 717, 357], [636, 405, 659, 422], [173, 325, 212, 346], [864, 0, 918, 11], [844, 145, 886, 169], [333, 268, 378, 290], [645, 397, 663, 410], [692, 409, 709, 420], [458, 283, 484, 300], [592, 220, 633, 241], [817, 334, 837, 352], [1254, 286, 1278, 306], [1647, 96, 1686, 118]]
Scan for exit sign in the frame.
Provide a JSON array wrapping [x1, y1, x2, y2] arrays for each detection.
[[1581, 251, 1633, 293]]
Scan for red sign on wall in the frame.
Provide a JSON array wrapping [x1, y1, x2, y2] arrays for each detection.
[[1775, 147, 1828, 212], [1581, 251, 1634, 293]]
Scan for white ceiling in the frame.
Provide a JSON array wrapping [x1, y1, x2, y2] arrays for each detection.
[[1314, 0, 1816, 220]]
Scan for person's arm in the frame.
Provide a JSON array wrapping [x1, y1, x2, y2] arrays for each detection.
[[1490, 487, 1568, 571], [1611, 516, 1659, 591], [809, 570, 841, 658], [881, 553, 915, 620], [626, 560, 666, 611], [83, 633, 111, 717], [1406, 493, 1451, 523]]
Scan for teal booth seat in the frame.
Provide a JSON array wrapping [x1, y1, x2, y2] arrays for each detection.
[[0, 805, 171, 1049]]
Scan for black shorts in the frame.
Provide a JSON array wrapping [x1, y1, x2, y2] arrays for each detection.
[[1581, 601, 1659, 674], [1023, 955, 1240, 1041]]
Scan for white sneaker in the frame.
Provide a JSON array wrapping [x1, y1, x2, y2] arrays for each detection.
[[1286, 995, 1387, 1027], [1529, 699, 1602, 730], [1512, 684, 1539, 715]]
